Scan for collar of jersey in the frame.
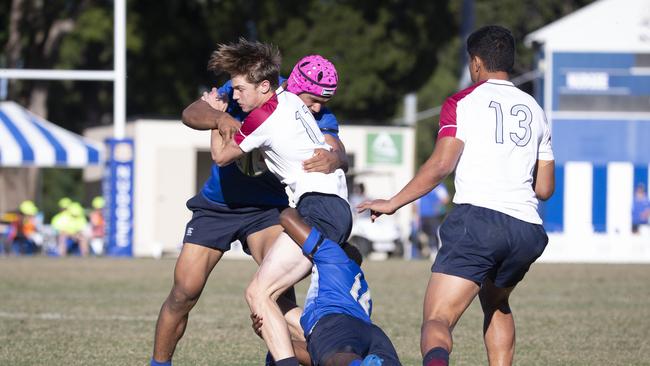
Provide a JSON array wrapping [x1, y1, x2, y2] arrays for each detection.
[[487, 78, 514, 86]]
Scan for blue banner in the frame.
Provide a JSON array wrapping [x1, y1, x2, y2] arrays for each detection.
[[103, 138, 134, 257]]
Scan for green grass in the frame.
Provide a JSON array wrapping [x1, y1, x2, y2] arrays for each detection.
[[1, 258, 649, 365]]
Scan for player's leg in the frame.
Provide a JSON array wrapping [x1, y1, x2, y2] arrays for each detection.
[[478, 279, 515, 366], [246, 232, 313, 364], [421, 204, 506, 365], [246, 224, 309, 365], [307, 314, 364, 366], [421, 273, 480, 363], [152, 242, 223, 363], [479, 216, 547, 366], [366, 323, 401, 366], [152, 193, 240, 364]]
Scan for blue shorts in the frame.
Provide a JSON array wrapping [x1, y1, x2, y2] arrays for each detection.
[[307, 314, 401, 366], [297, 193, 352, 244], [182, 193, 284, 253], [432, 204, 548, 288]]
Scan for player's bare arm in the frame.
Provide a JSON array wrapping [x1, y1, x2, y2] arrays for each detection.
[[210, 129, 245, 167], [303, 134, 349, 173], [182, 98, 241, 141], [533, 159, 555, 201], [358, 137, 463, 221], [278, 208, 311, 246]]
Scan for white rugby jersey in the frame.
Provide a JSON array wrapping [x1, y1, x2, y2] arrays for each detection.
[[438, 79, 554, 224], [234, 88, 348, 203]]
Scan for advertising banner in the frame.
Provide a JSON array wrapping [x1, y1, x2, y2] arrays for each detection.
[[366, 132, 403, 164], [103, 138, 134, 257]]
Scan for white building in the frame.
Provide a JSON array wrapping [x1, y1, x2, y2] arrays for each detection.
[[525, 0, 650, 262], [85, 120, 415, 257]]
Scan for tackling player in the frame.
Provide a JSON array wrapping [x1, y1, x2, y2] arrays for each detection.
[[150, 52, 347, 366], [208, 39, 352, 366], [358, 25, 555, 366], [278, 207, 401, 366]]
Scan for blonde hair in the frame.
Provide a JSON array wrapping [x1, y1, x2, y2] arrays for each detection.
[[208, 38, 281, 89]]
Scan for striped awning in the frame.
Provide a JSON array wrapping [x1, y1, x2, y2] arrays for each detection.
[[0, 101, 103, 167]]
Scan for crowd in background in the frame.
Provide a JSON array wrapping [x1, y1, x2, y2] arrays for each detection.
[[0, 196, 105, 256], [1, 183, 648, 259]]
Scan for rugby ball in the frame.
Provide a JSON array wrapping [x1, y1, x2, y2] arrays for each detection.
[[236, 149, 268, 177]]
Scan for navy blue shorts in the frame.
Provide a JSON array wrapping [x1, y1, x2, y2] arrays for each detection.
[[182, 193, 284, 253], [432, 204, 548, 288], [297, 193, 352, 244], [307, 314, 401, 366]]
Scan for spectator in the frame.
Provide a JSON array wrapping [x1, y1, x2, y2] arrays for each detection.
[[89, 196, 106, 255], [632, 183, 650, 234], [51, 202, 90, 256], [350, 183, 370, 219], [413, 184, 449, 258], [8, 200, 41, 255], [0, 211, 18, 255]]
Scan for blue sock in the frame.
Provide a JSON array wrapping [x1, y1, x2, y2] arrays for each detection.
[[275, 357, 299, 366], [423, 347, 449, 366], [150, 358, 171, 366], [348, 360, 362, 366]]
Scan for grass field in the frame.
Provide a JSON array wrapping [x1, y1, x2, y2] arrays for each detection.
[[1, 258, 649, 365]]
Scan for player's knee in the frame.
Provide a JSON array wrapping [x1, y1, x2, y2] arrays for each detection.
[[480, 297, 511, 315], [422, 314, 452, 330], [479, 289, 511, 314], [245, 280, 261, 308], [245, 279, 278, 309], [168, 283, 201, 311]]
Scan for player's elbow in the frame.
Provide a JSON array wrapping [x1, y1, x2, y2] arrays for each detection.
[[428, 158, 455, 182], [536, 184, 554, 201], [213, 158, 230, 168], [211, 152, 230, 167], [181, 105, 196, 128]]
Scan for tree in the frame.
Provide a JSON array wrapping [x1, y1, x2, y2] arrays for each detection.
[[255, 0, 455, 122], [3, 0, 95, 118], [413, 0, 597, 166]]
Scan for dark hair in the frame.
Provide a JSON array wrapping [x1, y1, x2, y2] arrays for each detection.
[[341, 242, 363, 266], [466, 25, 515, 73], [208, 38, 281, 89]]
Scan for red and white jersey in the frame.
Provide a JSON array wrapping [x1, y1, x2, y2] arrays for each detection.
[[234, 88, 348, 203], [438, 79, 554, 224]]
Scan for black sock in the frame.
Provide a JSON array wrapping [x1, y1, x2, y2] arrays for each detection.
[[275, 356, 299, 366], [423, 347, 449, 366]]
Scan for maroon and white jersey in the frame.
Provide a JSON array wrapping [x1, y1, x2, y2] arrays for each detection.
[[438, 79, 554, 224], [234, 88, 348, 203]]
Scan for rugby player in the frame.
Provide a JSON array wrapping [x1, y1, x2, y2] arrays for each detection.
[[278, 207, 401, 366], [358, 25, 555, 366], [150, 49, 347, 366], [208, 39, 351, 366]]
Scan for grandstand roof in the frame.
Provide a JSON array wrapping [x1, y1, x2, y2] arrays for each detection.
[[525, 0, 650, 52]]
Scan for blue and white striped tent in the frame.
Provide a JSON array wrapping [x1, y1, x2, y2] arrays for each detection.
[[0, 101, 103, 167]]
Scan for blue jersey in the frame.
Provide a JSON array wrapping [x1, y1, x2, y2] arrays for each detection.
[[300, 228, 372, 337], [200, 79, 340, 207]]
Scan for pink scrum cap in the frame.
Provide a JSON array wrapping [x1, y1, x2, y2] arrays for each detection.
[[286, 55, 338, 98]]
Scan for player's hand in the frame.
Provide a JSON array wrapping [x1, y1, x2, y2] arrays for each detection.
[[303, 148, 337, 173], [202, 87, 228, 112], [250, 313, 263, 339], [356, 199, 396, 222], [216, 116, 240, 145]]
